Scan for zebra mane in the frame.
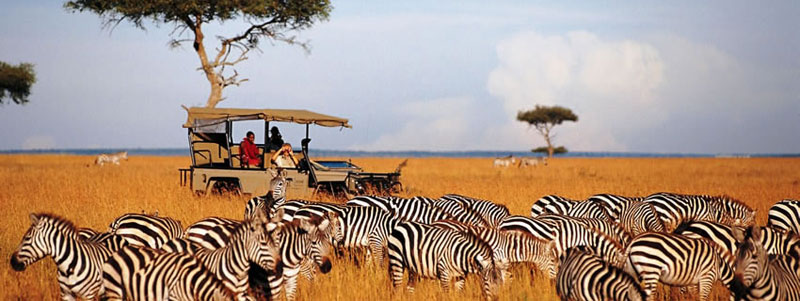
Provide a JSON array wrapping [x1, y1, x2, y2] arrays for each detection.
[[34, 213, 79, 238]]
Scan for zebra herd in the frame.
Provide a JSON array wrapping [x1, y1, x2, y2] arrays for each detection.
[[10, 175, 800, 300]]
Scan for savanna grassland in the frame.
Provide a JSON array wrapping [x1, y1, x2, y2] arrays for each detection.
[[1, 154, 799, 300]]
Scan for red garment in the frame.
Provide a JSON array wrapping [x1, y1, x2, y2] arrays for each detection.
[[240, 138, 261, 166]]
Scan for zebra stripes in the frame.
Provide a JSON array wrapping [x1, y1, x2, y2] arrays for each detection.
[[644, 192, 755, 232], [498, 215, 557, 240], [587, 193, 645, 221], [624, 232, 734, 301], [530, 195, 607, 220], [103, 245, 234, 301], [732, 226, 800, 300], [108, 213, 184, 249], [244, 173, 287, 220], [11, 213, 117, 300], [440, 194, 510, 228], [556, 247, 645, 301], [675, 220, 800, 259], [468, 226, 558, 280], [768, 199, 800, 234], [267, 215, 338, 301], [388, 221, 502, 300], [617, 201, 664, 236], [184, 216, 242, 250]]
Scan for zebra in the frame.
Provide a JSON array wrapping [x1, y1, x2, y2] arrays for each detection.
[[266, 214, 339, 301], [184, 216, 242, 249], [531, 195, 578, 217], [327, 205, 399, 264], [768, 199, 800, 234], [243, 171, 287, 220], [102, 245, 234, 301], [616, 201, 665, 236], [428, 196, 491, 228], [387, 221, 503, 300], [623, 232, 734, 301], [346, 195, 397, 212], [11, 213, 118, 300], [95, 151, 128, 166], [276, 199, 313, 222], [439, 194, 511, 228], [517, 156, 547, 168], [546, 218, 627, 268], [675, 220, 800, 259], [587, 193, 645, 221], [556, 246, 645, 301], [108, 212, 184, 249], [536, 214, 631, 247], [465, 223, 558, 280], [493, 155, 516, 167], [498, 215, 557, 240], [109, 210, 282, 301], [731, 226, 800, 300], [644, 192, 754, 232]]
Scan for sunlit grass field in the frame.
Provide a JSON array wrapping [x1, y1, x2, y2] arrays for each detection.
[[1, 154, 798, 300]]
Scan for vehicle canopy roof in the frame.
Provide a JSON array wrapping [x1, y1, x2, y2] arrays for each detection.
[[182, 107, 352, 129]]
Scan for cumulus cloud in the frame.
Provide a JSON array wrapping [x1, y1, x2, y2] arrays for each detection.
[[22, 135, 56, 150]]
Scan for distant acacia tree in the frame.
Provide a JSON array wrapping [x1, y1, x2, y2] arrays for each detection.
[[65, 0, 332, 108], [0, 61, 36, 105], [533, 146, 567, 154], [517, 105, 578, 158]]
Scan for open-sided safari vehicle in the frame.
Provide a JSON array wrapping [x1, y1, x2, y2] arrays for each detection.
[[179, 107, 402, 197]]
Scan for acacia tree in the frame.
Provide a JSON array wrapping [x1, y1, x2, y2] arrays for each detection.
[[65, 0, 332, 108], [0, 61, 36, 105], [517, 105, 578, 158]]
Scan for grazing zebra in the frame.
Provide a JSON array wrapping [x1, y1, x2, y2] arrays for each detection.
[[676, 220, 800, 259], [95, 151, 128, 166], [768, 199, 800, 234], [556, 247, 645, 301], [470, 225, 558, 280], [498, 215, 557, 240], [531, 195, 578, 217], [11, 213, 117, 300], [624, 232, 734, 301], [493, 155, 516, 167], [537, 215, 631, 247], [517, 157, 547, 168], [644, 192, 755, 232], [108, 212, 184, 249], [440, 194, 510, 228], [333, 206, 400, 264], [731, 226, 800, 300], [546, 218, 627, 268], [388, 221, 503, 300], [104, 245, 234, 301], [267, 215, 339, 301], [183, 216, 242, 249], [109, 210, 282, 300], [617, 201, 665, 236], [587, 193, 645, 221], [346, 195, 397, 212], [243, 171, 287, 220]]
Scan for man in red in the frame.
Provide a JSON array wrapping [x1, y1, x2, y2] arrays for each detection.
[[240, 131, 261, 167]]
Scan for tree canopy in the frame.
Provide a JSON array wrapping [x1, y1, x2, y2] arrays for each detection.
[[533, 146, 568, 154], [65, 0, 332, 108], [517, 105, 578, 158], [0, 61, 36, 105]]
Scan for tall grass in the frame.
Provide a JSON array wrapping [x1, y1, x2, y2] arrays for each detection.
[[1, 155, 798, 300]]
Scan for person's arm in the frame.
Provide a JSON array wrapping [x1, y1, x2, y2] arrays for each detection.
[[271, 148, 282, 163], [290, 152, 299, 166]]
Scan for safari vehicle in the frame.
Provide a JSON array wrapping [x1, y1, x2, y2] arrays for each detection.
[[179, 107, 402, 198]]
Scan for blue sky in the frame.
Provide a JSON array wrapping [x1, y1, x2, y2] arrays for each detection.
[[1, 1, 798, 153]]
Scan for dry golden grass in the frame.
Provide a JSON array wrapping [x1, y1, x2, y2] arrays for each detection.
[[1, 154, 799, 300]]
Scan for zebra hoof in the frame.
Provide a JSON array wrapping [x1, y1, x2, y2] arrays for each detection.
[[320, 259, 332, 274]]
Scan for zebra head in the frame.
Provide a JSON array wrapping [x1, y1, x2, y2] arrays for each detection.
[[713, 197, 756, 228], [475, 253, 502, 301], [245, 209, 283, 274], [297, 214, 337, 274], [732, 226, 768, 296], [11, 213, 73, 271]]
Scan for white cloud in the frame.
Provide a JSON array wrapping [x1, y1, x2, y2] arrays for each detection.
[[351, 97, 477, 151], [22, 135, 56, 150], [487, 30, 668, 151]]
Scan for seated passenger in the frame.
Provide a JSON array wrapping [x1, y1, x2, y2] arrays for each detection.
[[268, 126, 285, 151], [240, 131, 261, 167], [271, 143, 299, 168]]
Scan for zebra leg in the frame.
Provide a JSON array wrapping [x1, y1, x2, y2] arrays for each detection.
[[388, 254, 405, 290], [267, 273, 283, 301], [640, 272, 660, 301], [368, 239, 385, 266], [454, 276, 466, 291], [58, 283, 77, 301], [299, 258, 316, 281], [407, 274, 419, 293], [283, 268, 300, 301], [697, 275, 716, 301], [436, 260, 452, 292]]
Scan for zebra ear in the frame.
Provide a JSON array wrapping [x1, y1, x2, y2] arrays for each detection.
[[266, 222, 278, 232], [29, 213, 39, 225], [751, 226, 762, 241], [318, 218, 330, 231], [732, 226, 746, 241]]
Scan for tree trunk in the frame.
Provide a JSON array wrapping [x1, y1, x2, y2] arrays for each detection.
[[188, 16, 224, 108], [544, 135, 554, 158]]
